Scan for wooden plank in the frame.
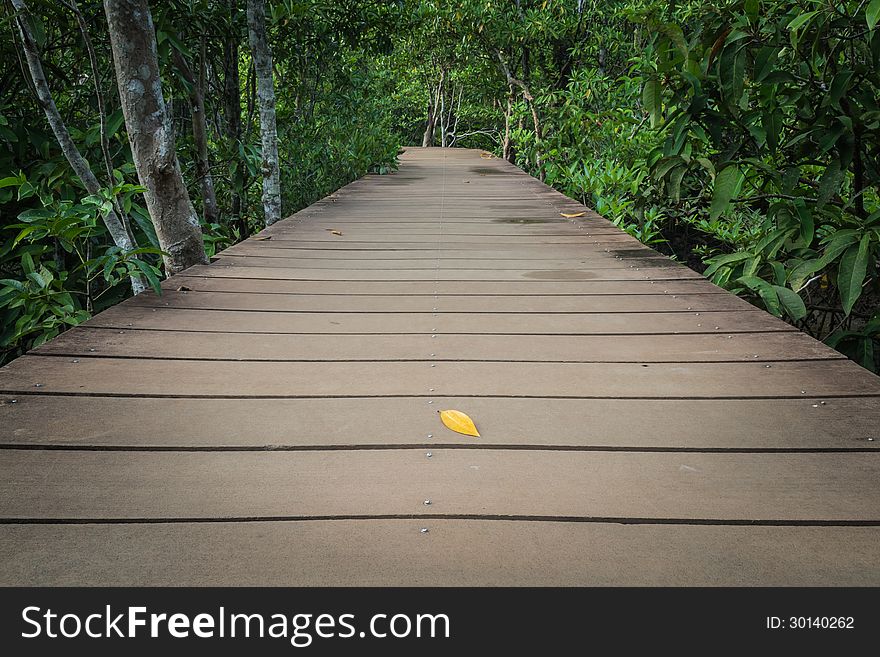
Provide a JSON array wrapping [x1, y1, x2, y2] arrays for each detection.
[[31, 326, 842, 362], [1, 450, 878, 521], [237, 237, 641, 248], [222, 246, 662, 258], [126, 290, 750, 313], [189, 264, 702, 281], [212, 256, 682, 270], [79, 306, 791, 334], [3, 356, 878, 398], [2, 394, 876, 449], [163, 277, 722, 295], [2, 521, 878, 585]]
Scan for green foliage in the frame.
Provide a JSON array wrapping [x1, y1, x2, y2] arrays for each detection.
[[0, 252, 88, 350], [642, 0, 879, 340]]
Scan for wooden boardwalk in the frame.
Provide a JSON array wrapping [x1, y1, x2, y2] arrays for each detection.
[[1, 147, 880, 585]]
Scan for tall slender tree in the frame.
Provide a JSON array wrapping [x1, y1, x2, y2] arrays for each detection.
[[223, 0, 246, 236], [247, 0, 282, 225], [172, 43, 220, 225], [103, 0, 208, 275], [11, 0, 145, 294]]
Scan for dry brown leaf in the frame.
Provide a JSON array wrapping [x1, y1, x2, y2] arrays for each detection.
[[480, 152, 493, 159], [329, 230, 343, 236], [560, 212, 586, 218], [438, 409, 480, 437]]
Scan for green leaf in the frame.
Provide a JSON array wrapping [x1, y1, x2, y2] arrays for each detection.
[[828, 71, 854, 107], [817, 160, 843, 208], [738, 275, 781, 316], [652, 156, 684, 180], [21, 252, 35, 275], [744, 0, 760, 20], [13, 226, 40, 247], [753, 46, 778, 82], [709, 165, 744, 220], [773, 286, 807, 320], [788, 11, 819, 34], [720, 43, 746, 104], [130, 258, 162, 295], [868, 0, 880, 31], [26, 271, 48, 289], [756, 227, 795, 260], [838, 235, 870, 315], [0, 174, 25, 189], [103, 255, 116, 282], [668, 165, 686, 203], [642, 79, 662, 128], [795, 202, 814, 246], [703, 251, 752, 278]]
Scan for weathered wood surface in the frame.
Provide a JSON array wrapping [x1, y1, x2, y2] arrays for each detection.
[[1, 147, 879, 585]]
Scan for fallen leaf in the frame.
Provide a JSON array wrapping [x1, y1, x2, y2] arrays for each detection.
[[329, 230, 343, 236], [480, 152, 493, 159], [438, 409, 480, 437], [254, 235, 272, 241], [175, 286, 191, 292], [560, 212, 586, 218]]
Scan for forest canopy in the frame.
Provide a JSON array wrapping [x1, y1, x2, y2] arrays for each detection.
[[1, 0, 878, 370]]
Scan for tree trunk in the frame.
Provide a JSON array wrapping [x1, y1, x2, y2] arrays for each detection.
[[449, 87, 462, 147], [440, 85, 447, 148], [421, 71, 443, 147], [502, 88, 514, 162], [246, 0, 282, 225], [67, 0, 137, 249], [103, 0, 207, 275], [223, 0, 246, 237], [172, 44, 220, 225], [421, 105, 436, 147], [496, 51, 544, 180], [12, 0, 145, 295]]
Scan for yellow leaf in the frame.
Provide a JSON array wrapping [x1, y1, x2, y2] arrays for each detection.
[[560, 212, 586, 218], [438, 409, 480, 437], [480, 152, 493, 159], [327, 229, 343, 236]]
